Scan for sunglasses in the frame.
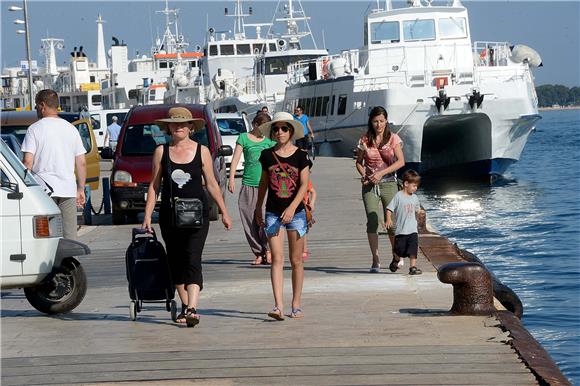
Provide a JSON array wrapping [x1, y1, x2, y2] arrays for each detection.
[[272, 125, 290, 133]]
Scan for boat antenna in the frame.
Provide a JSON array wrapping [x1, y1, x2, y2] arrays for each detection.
[[226, 0, 248, 39]]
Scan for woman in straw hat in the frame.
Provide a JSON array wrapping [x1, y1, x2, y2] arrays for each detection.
[[143, 106, 232, 327], [255, 111, 311, 320]]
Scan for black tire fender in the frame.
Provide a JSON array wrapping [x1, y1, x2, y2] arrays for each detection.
[[54, 238, 91, 267]]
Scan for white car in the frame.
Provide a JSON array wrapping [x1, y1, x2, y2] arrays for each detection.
[[215, 113, 251, 174], [1, 140, 89, 314]]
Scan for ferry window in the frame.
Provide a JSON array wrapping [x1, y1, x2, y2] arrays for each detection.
[[253, 43, 265, 54], [91, 95, 101, 105], [304, 98, 311, 117], [237, 44, 251, 55], [149, 90, 156, 101], [330, 95, 335, 115], [403, 19, 436, 41], [371, 21, 400, 44], [189, 61, 197, 68], [159, 61, 168, 69], [315, 97, 323, 117], [322, 96, 329, 116], [269, 43, 277, 52], [220, 45, 234, 55], [209, 45, 218, 56], [90, 76, 96, 83], [337, 95, 347, 115], [265, 57, 288, 75], [439, 17, 467, 39]]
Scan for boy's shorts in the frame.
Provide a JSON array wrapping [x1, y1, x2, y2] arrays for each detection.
[[265, 210, 308, 238], [394, 233, 419, 258]]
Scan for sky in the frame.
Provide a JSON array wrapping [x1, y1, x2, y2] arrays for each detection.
[[1, 0, 579, 87]]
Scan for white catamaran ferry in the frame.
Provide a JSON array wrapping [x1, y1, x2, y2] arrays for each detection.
[[283, 0, 542, 178]]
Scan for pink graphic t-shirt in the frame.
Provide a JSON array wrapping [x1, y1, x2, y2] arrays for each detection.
[[357, 133, 402, 179]]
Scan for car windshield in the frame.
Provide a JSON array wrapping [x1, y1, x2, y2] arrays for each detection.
[[217, 118, 247, 136], [0, 140, 38, 186], [121, 123, 209, 156]]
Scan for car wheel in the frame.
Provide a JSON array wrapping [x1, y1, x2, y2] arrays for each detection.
[[112, 208, 126, 225], [24, 260, 87, 314]]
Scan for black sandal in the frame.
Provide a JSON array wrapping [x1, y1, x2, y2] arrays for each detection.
[[389, 258, 400, 273], [185, 307, 200, 328], [175, 304, 187, 324]]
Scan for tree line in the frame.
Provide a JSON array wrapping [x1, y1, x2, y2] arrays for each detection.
[[536, 85, 580, 107]]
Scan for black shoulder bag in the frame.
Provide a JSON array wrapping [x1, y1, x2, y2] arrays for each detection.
[[164, 144, 204, 228]]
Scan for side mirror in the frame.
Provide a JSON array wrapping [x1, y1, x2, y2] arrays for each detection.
[[218, 145, 233, 157], [100, 147, 114, 160]]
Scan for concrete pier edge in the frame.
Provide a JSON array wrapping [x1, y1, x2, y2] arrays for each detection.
[[418, 226, 571, 385]]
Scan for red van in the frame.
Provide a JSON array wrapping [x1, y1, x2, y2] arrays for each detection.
[[107, 104, 232, 225]]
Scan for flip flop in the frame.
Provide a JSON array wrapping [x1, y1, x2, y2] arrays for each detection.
[[290, 308, 304, 319], [267, 307, 284, 321]]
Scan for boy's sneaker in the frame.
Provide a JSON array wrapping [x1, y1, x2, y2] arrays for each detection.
[[409, 266, 422, 275], [370, 264, 380, 273]]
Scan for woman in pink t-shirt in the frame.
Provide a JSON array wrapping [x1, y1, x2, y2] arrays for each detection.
[[355, 106, 405, 273]]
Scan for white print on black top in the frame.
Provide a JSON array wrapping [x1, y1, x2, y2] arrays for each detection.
[[171, 169, 191, 188]]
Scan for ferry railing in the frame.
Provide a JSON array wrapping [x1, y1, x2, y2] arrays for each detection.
[[472, 41, 512, 67]]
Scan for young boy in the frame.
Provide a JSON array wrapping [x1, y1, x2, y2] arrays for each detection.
[[386, 169, 423, 275]]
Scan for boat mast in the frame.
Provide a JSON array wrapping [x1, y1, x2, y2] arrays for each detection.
[[154, 0, 188, 55], [272, 0, 318, 49]]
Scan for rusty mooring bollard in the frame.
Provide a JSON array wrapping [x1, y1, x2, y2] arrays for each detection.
[[438, 262, 496, 315]]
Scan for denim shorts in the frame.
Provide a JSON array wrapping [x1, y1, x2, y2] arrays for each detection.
[[265, 210, 308, 238]]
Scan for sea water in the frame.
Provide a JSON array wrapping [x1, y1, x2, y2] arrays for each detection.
[[418, 109, 580, 383]]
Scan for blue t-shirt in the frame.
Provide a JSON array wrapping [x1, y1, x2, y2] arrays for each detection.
[[293, 114, 309, 136], [107, 122, 122, 141], [387, 191, 421, 235]]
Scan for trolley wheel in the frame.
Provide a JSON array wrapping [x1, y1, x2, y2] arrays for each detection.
[[166, 300, 171, 312], [170, 300, 178, 322], [129, 301, 137, 321]]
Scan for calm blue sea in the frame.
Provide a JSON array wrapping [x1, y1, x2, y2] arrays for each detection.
[[418, 109, 580, 383]]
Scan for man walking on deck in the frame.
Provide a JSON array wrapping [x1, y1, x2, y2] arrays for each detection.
[[293, 106, 315, 150], [22, 89, 87, 240], [104, 115, 121, 150]]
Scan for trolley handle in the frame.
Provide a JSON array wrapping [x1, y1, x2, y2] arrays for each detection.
[[132, 228, 157, 241]]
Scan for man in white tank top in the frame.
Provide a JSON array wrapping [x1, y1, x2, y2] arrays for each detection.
[[22, 89, 87, 239]]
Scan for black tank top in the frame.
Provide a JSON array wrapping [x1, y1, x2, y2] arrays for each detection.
[[160, 143, 208, 216]]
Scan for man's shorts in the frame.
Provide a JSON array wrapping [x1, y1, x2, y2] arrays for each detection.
[[265, 210, 308, 238], [394, 233, 419, 258]]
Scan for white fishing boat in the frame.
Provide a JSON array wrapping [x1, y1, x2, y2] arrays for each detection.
[[100, 1, 203, 109], [210, 0, 328, 115], [283, 0, 542, 178]]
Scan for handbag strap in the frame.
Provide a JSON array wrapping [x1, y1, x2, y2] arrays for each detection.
[[163, 144, 175, 208], [272, 150, 297, 190]]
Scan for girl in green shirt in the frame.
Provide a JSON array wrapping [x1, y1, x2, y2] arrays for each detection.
[[228, 112, 276, 265]]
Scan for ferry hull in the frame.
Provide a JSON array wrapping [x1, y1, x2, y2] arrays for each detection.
[[290, 79, 540, 178]]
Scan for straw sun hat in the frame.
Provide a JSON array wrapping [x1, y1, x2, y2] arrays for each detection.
[[155, 106, 205, 131], [258, 111, 304, 140]]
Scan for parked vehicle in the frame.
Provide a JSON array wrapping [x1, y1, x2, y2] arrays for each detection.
[[90, 108, 129, 149], [215, 112, 251, 174], [1, 140, 90, 314], [0, 111, 101, 190], [106, 104, 232, 225]]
